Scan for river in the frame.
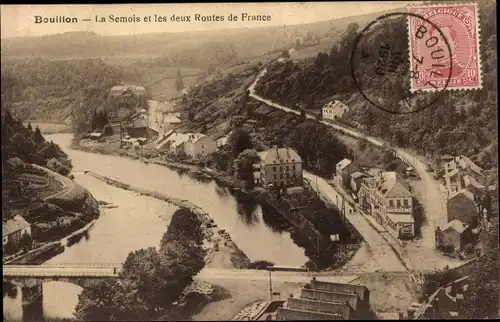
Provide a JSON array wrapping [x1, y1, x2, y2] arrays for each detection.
[[4, 133, 307, 321]]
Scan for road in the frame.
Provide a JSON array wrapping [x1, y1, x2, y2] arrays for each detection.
[[3, 265, 359, 284], [31, 164, 76, 200], [304, 172, 407, 273], [248, 64, 444, 250]]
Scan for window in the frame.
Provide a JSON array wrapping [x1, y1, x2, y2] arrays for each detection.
[[403, 199, 409, 207], [280, 166, 283, 172], [389, 200, 394, 207], [396, 199, 401, 207], [273, 166, 277, 172], [273, 174, 276, 179]]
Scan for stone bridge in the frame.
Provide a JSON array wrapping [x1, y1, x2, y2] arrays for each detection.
[[3, 264, 122, 321], [3, 264, 122, 288]]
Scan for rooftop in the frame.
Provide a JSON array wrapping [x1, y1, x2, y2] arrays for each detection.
[[336, 158, 352, 170], [351, 171, 367, 179], [158, 101, 177, 113], [370, 172, 412, 198], [3, 215, 30, 237], [386, 212, 415, 224], [442, 219, 468, 234], [259, 147, 301, 165], [323, 100, 348, 110], [162, 115, 181, 124]]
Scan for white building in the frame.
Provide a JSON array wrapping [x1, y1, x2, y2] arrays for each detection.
[[184, 133, 217, 159], [3, 215, 31, 247], [111, 85, 146, 97], [322, 100, 349, 120], [158, 132, 217, 159]]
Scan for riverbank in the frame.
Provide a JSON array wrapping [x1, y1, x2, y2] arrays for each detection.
[[4, 219, 97, 265], [85, 170, 251, 269], [71, 136, 361, 271]]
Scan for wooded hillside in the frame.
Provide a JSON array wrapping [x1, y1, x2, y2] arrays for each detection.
[[255, 2, 497, 170], [0, 58, 130, 132]]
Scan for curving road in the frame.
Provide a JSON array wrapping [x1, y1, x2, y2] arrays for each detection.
[[248, 63, 444, 250]]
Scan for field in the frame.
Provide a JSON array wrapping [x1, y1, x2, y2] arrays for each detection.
[[290, 35, 344, 60]]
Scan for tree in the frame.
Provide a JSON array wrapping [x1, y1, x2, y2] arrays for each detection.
[[175, 70, 185, 91], [32, 126, 44, 143], [234, 149, 260, 189], [462, 218, 499, 319], [281, 50, 290, 59], [19, 231, 33, 251], [160, 208, 205, 249], [229, 128, 253, 157], [76, 208, 207, 321]]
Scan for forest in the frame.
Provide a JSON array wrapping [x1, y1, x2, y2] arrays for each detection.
[[254, 2, 497, 171], [1, 109, 73, 220], [0, 58, 125, 132]]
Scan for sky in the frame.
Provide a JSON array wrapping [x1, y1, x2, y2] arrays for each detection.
[[0, 2, 419, 39]]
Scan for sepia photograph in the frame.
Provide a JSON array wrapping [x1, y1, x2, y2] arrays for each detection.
[[1, 1, 498, 321]]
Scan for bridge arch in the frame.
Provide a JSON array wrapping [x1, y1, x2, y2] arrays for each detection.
[[3, 276, 115, 289]]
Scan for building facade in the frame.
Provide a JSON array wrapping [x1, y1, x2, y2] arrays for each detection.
[[350, 171, 368, 193], [358, 172, 415, 239], [435, 219, 472, 251], [322, 100, 350, 120], [3, 215, 31, 248], [336, 159, 354, 186], [184, 134, 217, 159], [257, 147, 303, 188], [444, 155, 486, 194]]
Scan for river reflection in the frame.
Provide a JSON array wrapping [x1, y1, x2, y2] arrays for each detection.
[[3, 133, 308, 321]]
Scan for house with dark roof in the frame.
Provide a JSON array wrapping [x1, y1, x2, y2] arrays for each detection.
[[435, 219, 472, 251], [123, 109, 149, 138], [446, 189, 479, 224], [358, 171, 415, 239], [257, 146, 302, 188], [276, 278, 371, 320], [3, 215, 31, 248]]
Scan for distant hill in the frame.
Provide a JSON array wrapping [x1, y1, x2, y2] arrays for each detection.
[[1, 8, 403, 63], [254, 2, 497, 171]]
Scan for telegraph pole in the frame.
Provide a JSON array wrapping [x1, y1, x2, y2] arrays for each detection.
[[268, 269, 273, 301]]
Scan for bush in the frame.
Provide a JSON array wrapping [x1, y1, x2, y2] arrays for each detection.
[[249, 260, 275, 270]]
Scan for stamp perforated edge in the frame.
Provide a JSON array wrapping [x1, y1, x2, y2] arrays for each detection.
[[406, 2, 483, 93]]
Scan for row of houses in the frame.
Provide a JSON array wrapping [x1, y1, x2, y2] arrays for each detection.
[[155, 131, 218, 159], [276, 277, 372, 320], [335, 158, 416, 240], [436, 155, 496, 251]]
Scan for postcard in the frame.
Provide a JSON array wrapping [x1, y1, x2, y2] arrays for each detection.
[[1, 2, 497, 321]]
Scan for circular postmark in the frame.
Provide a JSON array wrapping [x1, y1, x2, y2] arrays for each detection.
[[350, 12, 453, 114]]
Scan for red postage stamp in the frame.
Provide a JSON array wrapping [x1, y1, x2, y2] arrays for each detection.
[[407, 3, 482, 92]]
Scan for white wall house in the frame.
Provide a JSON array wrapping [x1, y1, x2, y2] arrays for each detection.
[[322, 100, 349, 120]]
